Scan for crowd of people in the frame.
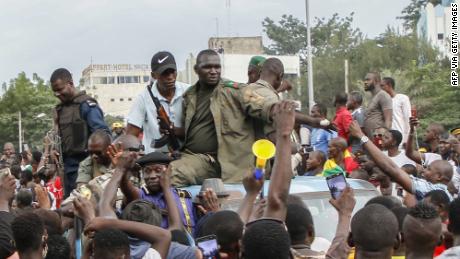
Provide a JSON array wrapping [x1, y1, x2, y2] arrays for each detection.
[[0, 49, 460, 259]]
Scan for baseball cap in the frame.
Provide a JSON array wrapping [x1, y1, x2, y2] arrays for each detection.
[[151, 51, 177, 74], [248, 56, 266, 69]]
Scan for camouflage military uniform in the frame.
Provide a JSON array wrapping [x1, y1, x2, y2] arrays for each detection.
[[76, 156, 111, 184], [170, 79, 279, 186]]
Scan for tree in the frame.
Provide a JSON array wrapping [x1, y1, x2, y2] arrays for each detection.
[[0, 73, 57, 150]]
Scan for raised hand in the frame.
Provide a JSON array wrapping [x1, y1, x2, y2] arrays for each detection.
[[197, 188, 220, 214], [243, 170, 264, 196], [329, 186, 356, 215], [273, 100, 296, 137]]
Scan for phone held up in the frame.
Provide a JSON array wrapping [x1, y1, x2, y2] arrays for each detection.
[[196, 235, 220, 259], [326, 173, 347, 200]]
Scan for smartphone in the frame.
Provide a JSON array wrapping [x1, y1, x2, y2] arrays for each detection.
[[411, 106, 417, 118], [23, 144, 29, 152], [326, 174, 347, 199], [196, 235, 220, 259]]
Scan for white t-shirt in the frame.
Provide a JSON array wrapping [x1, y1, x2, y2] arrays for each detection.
[[391, 94, 411, 145], [424, 152, 442, 166], [388, 151, 416, 168], [127, 81, 190, 154]]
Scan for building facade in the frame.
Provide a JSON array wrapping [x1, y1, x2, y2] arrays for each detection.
[[79, 64, 151, 117], [417, 0, 458, 56]]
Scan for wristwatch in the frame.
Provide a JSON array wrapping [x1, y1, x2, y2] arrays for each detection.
[[320, 119, 330, 126], [360, 135, 369, 144]]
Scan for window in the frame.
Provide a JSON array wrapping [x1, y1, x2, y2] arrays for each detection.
[[438, 33, 443, 40], [118, 76, 125, 84], [110, 98, 115, 102], [133, 76, 140, 83], [128, 98, 132, 101], [143, 76, 150, 83], [93, 77, 107, 84], [108, 77, 115, 84], [120, 98, 124, 101]]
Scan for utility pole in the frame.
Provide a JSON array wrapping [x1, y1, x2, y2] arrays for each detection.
[[305, 0, 314, 111], [344, 59, 349, 93]]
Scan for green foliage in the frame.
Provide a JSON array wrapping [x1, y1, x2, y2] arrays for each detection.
[[398, 0, 441, 33], [0, 72, 57, 150]]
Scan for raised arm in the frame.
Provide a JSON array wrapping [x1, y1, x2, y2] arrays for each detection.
[[85, 217, 171, 259], [264, 101, 295, 220], [238, 171, 264, 223], [405, 117, 424, 164], [107, 144, 140, 202], [160, 166, 182, 231], [349, 121, 413, 193]]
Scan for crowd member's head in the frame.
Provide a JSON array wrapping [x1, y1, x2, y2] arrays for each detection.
[[438, 134, 452, 159], [401, 164, 418, 177], [334, 92, 348, 108], [365, 195, 402, 210], [151, 51, 177, 90], [15, 189, 33, 209], [111, 122, 124, 135], [450, 127, 460, 141], [350, 169, 370, 181], [113, 134, 142, 154], [45, 235, 70, 259], [380, 77, 396, 96], [19, 170, 33, 187], [88, 130, 112, 167], [136, 152, 172, 194], [351, 204, 399, 258], [12, 212, 48, 258], [10, 164, 21, 179], [310, 103, 327, 119], [305, 151, 326, 175], [382, 129, 402, 151], [286, 203, 315, 247], [392, 207, 409, 232], [92, 228, 130, 259], [327, 138, 348, 161], [391, 206, 409, 256], [448, 198, 460, 237], [50, 68, 77, 104], [31, 150, 42, 172], [121, 199, 162, 227], [2, 142, 15, 159], [242, 219, 291, 259], [424, 123, 445, 144], [195, 49, 221, 87], [363, 72, 381, 92], [34, 209, 63, 236], [199, 210, 243, 258], [422, 160, 453, 185], [259, 58, 285, 91], [424, 190, 450, 222], [247, 56, 266, 84], [403, 203, 442, 257], [347, 91, 363, 110]]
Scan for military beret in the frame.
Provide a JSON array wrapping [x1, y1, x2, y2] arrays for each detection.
[[451, 127, 460, 136], [248, 56, 266, 68], [136, 152, 172, 167]]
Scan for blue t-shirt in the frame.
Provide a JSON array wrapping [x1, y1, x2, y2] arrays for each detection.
[[310, 128, 337, 157]]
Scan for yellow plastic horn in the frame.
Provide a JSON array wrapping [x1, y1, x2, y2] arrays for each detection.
[[252, 139, 276, 179]]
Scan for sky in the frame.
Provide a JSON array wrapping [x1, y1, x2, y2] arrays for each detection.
[[0, 0, 410, 85]]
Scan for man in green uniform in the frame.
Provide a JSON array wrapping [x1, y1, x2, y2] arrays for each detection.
[[170, 50, 330, 186], [170, 49, 279, 186], [76, 130, 112, 187], [247, 56, 266, 84]]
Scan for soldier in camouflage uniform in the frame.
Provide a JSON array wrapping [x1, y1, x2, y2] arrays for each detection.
[[170, 50, 280, 186]]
